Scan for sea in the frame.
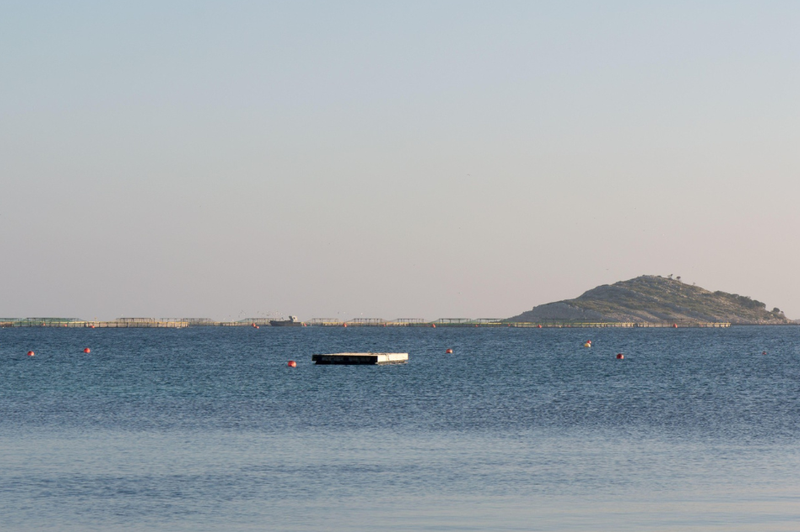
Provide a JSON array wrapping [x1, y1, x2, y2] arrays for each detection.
[[1, 325, 799, 531]]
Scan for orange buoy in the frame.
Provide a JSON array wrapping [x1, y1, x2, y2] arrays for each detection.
[[343, 323, 347, 328], [287, 360, 296, 368], [583, 342, 591, 348], [616, 353, 624, 359], [83, 348, 91, 354], [89, 325, 95, 329], [673, 323, 678, 328], [537, 324, 542, 328], [445, 348, 453, 354], [432, 324, 436, 328], [27, 351, 34, 357]]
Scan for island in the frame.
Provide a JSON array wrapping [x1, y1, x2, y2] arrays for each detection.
[[507, 275, 791, 325]]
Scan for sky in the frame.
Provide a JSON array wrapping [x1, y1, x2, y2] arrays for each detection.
[[1, 1, 799, 321]]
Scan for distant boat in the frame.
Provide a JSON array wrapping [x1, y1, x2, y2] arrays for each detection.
[[270, 316, 302, 327]]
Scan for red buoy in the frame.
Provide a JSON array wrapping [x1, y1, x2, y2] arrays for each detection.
[[446, 348, 453, 354], [762, 351, 767, 355], [537, 324, 542, 328], [431, 324, 436, 328], [83, 348, 91, 354], [89, 325, 95, 329], [27, 351, 34, 357], [673, 323, 678, 328], [616, 353, 624, 359], [287, 360, 296, 368], [343, 323, 347, 328]]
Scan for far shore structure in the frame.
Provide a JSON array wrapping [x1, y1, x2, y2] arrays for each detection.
[[0, 317, 734, 329], [1, 275, 793, 329]]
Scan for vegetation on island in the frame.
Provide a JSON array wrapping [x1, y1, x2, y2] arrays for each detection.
[[508, 275, 791, 325]]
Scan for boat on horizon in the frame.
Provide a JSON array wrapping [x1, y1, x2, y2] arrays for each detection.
[[270, 316, 302, 327]]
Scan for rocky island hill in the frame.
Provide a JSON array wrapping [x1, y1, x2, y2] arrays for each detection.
[[508, 275, 791, 325]]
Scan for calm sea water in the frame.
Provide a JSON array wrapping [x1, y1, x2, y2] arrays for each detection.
[[1, 326, 799, 531]]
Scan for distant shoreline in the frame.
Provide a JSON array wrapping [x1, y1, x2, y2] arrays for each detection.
[[3, 317, 797, 329], [6, 317, 800, 329]]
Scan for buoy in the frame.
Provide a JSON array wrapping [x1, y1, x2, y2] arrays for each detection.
[[83, 348, 90, 354], [27, 351, 34, 357], [343, 323, 347, 328], [287, 360, 296, 368], [616, 353, 624, 360], [673, 323, 678, 328], [446, 348, 453, 354], [762, 351, 767, 355], [537, 324, 542, 328], [89, 325, 95, 329], [584, 342, 591, 348], [431, 324, 436, 328], [252, 323, 257, 328]]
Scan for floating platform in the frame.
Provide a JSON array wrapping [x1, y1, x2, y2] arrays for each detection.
[[311, 352, 409, 365]]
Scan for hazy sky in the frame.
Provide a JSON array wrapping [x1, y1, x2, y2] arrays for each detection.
[[2, 1, 799, 321]]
